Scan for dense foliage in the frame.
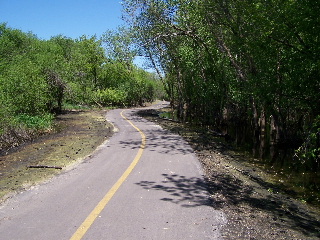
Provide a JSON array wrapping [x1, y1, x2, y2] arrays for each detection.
[[0, 23, 163, 152], [122, 0, 320, 172]]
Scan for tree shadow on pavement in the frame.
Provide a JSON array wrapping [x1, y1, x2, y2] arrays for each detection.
[[135, 173, 212, 208], [119, 128, 194, 156], [136, 171, 320, 239]]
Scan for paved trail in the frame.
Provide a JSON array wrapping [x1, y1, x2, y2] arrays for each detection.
[[0, 102, 226, 239]]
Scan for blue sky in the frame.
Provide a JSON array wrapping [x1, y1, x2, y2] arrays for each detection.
[[0, 0, 124, 39], [0, 0, 151, 70]]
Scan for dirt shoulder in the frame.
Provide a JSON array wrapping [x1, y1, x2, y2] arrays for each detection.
[[0, 109, 113, 202], [137, 109, 320, 240]]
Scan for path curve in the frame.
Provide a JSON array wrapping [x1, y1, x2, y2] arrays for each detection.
[[0, 102, 226, 239]]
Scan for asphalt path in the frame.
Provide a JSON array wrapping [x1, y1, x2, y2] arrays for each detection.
[[0, 102, 226, 239]]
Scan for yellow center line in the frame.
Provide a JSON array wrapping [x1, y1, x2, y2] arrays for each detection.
[[70, 110, 146, 240]]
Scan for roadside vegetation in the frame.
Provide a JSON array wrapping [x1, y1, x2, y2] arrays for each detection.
[[122, 0, 320, 203], [0, 23, 165, 154]]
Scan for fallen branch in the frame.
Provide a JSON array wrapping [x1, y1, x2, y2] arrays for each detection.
[[28, 165, 62, 170]]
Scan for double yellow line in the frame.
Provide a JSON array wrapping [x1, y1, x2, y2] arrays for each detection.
[[70, 110, 146, 240]]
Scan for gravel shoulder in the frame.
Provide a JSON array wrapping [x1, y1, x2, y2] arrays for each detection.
[[137, 109, 320, 240]]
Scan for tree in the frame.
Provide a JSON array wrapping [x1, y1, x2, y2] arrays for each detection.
[[103, 27, 137, 67], [122, 0, 320, 170]]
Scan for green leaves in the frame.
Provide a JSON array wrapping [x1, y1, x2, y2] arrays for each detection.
[[295, 116, 320, 170], [14, 113, 54, 130], [102, 27, 137, 65], [94, 88, 127, 106], [123, 0, 320, 169], [0, 23, 162, 141]]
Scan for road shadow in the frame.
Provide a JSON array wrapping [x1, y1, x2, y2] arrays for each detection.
[[136, 171, 320, 238], [135, 173, 212, 208], [119, 124, 194, 156]]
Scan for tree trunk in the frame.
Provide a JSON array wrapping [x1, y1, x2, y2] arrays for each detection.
[[252, 97, 260, 157], [259, 108, 266, 159]]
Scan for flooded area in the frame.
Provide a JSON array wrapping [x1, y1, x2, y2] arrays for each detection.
[[159, 111, 179, 121], [229, 150, 320, 205]]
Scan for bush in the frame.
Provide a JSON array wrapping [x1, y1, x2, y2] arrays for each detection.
[[0, 113, 54, 154], [94, 88, 127, 106], [14, 113, 54, 130], [295, 116, 320, 171]]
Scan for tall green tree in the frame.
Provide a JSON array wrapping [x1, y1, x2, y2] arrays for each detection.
[[122, 0, 320, 170]]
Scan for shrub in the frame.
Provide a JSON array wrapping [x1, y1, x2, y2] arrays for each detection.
[[94, 88, 127, 106], [14, 113, 54, 130]]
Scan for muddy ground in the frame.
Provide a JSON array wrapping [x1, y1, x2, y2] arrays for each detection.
[[0, 110, 113, 201], [0, 107, 319, 239]]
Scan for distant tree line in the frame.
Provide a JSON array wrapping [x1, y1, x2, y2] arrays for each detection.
[[0, 23, 164, 152], [122, 0, 320, 172]]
